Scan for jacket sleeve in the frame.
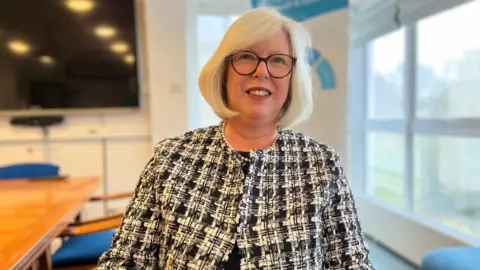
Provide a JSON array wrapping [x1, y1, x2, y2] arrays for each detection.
[[321, 148, 375, 269], [97, 143, 166, 270]]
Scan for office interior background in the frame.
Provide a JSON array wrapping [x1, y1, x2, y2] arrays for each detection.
[[1, 0, 479, 269]]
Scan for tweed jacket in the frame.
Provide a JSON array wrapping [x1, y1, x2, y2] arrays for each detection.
[[97, 123, 374, 270]]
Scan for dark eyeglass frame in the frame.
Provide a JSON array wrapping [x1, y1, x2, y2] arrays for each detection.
[[229, 50, 297, 79]]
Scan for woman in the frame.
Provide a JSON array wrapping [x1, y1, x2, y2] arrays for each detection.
[[98, 7, 374, 270]]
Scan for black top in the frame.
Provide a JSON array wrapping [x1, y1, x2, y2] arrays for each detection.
[[224, 244, 242, 269], [223, 151, 250, 269]]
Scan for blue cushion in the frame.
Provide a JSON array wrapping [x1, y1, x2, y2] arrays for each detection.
[[52, 230, 115, 268], [421, 247, 480, 270], [0, 163, 59, 180]]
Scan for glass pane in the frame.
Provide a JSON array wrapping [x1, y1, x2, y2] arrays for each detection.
[[417, 1, 480, 118], [414, 135, 480, 236], [196, 15, 238, 128], [367, 132, 405, 206], [367, 29, 405, 119], [197, 15, 238, 67]]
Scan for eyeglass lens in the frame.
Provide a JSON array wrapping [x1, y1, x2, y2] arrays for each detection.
[[231, 51, 294, 78]]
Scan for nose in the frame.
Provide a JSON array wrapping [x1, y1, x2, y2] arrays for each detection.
[[253, 60, 269, 79]]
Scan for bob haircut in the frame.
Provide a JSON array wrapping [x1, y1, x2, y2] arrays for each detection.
[[198, 7, 313, 128]]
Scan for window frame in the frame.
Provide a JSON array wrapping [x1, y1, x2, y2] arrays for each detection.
[[349, 4, 480, 240]]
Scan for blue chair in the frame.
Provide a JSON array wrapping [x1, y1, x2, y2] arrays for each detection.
[[0, 162, 60, 180], [52, 230, 116, 268], [51, 193, 131, 269], [421, 247, 480, 270]]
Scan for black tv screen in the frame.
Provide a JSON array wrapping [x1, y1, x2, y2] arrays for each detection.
[[0, 0, 139, 114]]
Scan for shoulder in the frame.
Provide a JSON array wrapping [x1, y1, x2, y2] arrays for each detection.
[[144, 125, 221, 178], [279, 128, 340, 160], [278, 129, 343, 177], [152, 124, 221, 155], [280, 129, 345, 182]]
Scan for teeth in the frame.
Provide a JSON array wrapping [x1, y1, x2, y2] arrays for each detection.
[[248, 90, 270, 96]]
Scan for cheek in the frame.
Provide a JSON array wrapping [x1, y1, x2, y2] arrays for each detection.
[[226, 67, 244, 97], [275, 77, 291, 101]]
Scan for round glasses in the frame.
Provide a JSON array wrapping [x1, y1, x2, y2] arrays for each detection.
[[230, 50, 296, 78]]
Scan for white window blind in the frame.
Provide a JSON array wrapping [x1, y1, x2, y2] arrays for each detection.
[[350, 0, 476, 46], [399, 0, 474, 23], [349, 0, 399, 46]]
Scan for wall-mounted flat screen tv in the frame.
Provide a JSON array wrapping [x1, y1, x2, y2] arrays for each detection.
[[0, 0, 139, 115]]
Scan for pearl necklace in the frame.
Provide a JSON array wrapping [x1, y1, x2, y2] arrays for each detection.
[[221, 121, 279, 163]]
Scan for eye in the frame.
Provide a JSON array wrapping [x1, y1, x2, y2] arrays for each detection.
[[271, 56, 287, 64], [238, 53, 256, 60]]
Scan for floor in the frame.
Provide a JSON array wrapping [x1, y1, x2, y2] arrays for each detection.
[[366, 238, 419, 270]]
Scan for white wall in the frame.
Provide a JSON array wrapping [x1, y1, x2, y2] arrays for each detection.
[[198, 0, 251, 14], [356, 195, 476, 266], [294, 9, 349, 165], [144, 0, 190, 143]]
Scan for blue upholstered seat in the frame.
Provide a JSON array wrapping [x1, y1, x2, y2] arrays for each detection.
[[0, 162, 59, 180], [421, 247, 480, 270], [52, 230, 115, 268]]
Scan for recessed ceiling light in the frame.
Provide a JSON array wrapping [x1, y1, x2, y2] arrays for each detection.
[[39, 55, 55, 65], [110, 42, 129, 53], [124, 54, 135, 64], [65, 0, 95, 13], [94, 25, 116, 39], [7, 40, 31, 55]]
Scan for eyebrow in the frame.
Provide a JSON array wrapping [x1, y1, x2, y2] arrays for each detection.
[[243, 49, 291, 56], [268, 51, 290, 55]]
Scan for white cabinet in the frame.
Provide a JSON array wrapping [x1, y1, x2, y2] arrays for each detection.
[[0, 142, 45, 165], [49, 140, 105, 220], [105, 138, 153, 214], [0, 112, 152, 221]]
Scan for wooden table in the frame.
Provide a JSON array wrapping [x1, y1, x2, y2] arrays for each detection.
[[0, 177, 100, 270]]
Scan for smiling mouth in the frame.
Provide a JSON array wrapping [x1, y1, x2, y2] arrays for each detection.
[[246, 89, 272, 96]]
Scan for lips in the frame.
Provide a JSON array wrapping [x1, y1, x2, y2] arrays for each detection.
[[245, 87, 272, 97]]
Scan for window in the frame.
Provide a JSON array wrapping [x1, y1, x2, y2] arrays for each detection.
[[414, 135, 480, 235], [195, 15, 238, 128], [351, 0, 480, 240], [367, 132, 405, 206], [412, 0, 480, 236], [416, 0, 480, 119], [364, 28, 406, 207], [367, 29, 405, 120]]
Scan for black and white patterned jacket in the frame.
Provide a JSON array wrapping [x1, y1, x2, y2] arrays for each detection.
[[98, 123, 374, 270]]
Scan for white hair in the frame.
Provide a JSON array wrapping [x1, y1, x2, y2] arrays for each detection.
[[198, 7, 313, 128]]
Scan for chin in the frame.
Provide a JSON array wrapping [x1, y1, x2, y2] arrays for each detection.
[[243, 109, 277, 122]]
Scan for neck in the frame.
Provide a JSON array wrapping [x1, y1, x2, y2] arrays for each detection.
[[223, 117, 278, 151]]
